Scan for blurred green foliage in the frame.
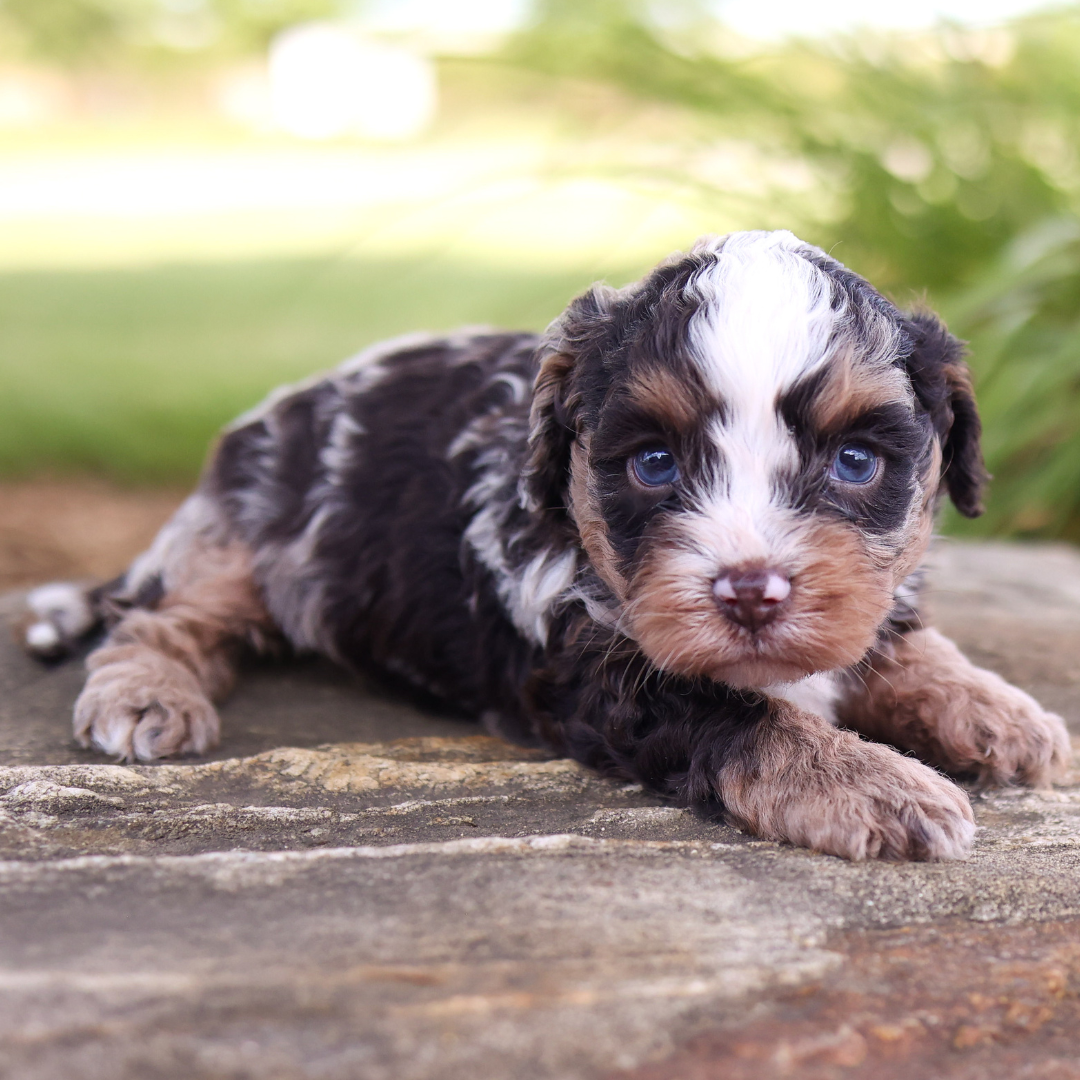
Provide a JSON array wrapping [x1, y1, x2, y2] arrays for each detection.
[[945, 221, 1080, 539], [510, 0, 1079, 294]]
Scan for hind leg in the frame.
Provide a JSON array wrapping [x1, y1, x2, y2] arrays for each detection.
[[75, 541, 270, 761], [71, 509, 272, 761]]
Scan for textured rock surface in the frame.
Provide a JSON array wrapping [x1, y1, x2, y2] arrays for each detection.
[[1, 540, 1080, 1080]]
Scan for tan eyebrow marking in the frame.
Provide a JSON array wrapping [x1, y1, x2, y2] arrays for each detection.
[[810, 348, 912, 434], [626, 364, 712, 433]]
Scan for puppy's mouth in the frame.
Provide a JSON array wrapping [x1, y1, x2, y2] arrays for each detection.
[[626, 553, 893, 688], [625, 579, 810, 686], [699, 569, 802, 684], [705, 616, 816, 689]]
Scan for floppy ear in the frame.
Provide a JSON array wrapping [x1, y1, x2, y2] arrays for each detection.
[[522, 285, 618, 516], [522, 347, 577, 515], [902, 310, 987, 518]]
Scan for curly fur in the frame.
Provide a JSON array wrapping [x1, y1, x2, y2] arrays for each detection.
[[24, 231, 1070, 861]]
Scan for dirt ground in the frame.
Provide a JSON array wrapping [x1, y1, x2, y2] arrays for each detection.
[[0, 478, 184, 591]]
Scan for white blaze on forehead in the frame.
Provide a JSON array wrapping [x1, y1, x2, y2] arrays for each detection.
[[685, 231, 839, 564], [689, 231, 837, 442]]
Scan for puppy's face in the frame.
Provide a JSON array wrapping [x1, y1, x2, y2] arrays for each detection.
[[528, 231, 985, 687]]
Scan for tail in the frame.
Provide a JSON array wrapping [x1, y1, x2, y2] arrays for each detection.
[[22, 579, 120, 659], [21, 492, 225, 661]]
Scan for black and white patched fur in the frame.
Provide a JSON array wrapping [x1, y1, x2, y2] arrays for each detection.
[[25, 231, 1071, 861]]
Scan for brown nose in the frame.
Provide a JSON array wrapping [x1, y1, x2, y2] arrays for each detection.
[[713, 568, 791, 631]]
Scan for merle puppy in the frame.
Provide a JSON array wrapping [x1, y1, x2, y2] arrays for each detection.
[[25, 230, 1071, 861]]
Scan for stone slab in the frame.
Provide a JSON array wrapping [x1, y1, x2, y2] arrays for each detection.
[[1, 541, 1080, 1080]]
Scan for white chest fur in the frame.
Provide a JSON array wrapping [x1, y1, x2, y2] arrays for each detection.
[[763, 671, 843, 724]]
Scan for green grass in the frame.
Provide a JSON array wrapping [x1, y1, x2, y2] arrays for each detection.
[[0, 253, 639, 483]]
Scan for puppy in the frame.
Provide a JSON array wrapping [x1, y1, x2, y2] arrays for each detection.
[[24, 230, 1071, 861]]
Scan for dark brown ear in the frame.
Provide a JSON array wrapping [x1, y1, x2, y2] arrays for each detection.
[[522, 347, 578, 515], [522, 285, 618, 516], [901, 310, 988, 518]]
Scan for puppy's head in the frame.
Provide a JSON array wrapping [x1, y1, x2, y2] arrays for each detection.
[[526, 230, 985, 687]]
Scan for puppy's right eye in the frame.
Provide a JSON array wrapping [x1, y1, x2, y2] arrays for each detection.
[[830, 443, 878, 485], [631, 447, 679, 487]]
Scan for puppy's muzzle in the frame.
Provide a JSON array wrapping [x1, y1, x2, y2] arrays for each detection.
[[713, 568, 791, 631]]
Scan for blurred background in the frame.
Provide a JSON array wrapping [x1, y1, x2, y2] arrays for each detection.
[[3, 0, 1080, 587]]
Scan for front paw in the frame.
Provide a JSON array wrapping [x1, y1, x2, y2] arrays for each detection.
[[942, 668, 1072, 787], [719, 711, 975, 862], [861, 630, 1072, 788], [75, 645, 220, 762]]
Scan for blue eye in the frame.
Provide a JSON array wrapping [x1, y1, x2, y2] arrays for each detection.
[[632, 447, 679, 487], [831, 443, 878, 484]]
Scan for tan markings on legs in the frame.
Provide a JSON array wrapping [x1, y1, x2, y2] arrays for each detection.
[[74, 541, 272, 762], [717, 700, 975, 861], [837, 628, 1072, 787]]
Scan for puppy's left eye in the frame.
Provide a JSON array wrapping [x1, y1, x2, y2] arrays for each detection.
[[631, 447, 679, 487], [830, 443, 878, 485]]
